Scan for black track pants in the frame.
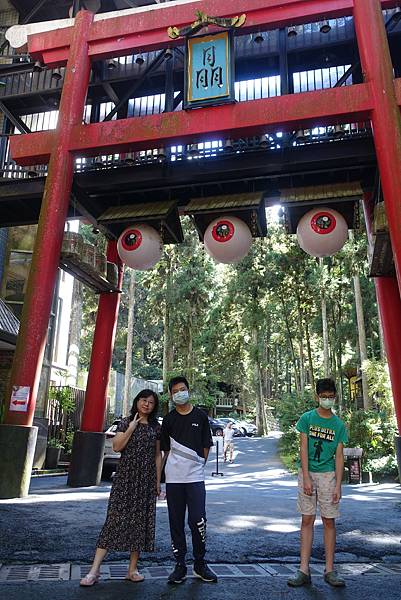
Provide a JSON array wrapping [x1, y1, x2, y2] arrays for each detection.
[[166, 481, 206, 564]]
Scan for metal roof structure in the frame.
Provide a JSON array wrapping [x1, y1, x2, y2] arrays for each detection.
[[0, 298, 19, 348]]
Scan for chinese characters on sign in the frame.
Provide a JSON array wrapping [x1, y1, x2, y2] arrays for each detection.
[[185, 31, 235, 109]]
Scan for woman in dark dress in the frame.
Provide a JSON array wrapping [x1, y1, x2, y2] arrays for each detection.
[[80, 389, 162, 586]]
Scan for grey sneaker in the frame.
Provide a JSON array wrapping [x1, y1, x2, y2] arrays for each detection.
[[324, 570, 345, 587], [287, 570, 311, 587]]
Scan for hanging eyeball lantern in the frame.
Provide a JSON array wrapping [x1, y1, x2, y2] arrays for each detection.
[[117, 224, 163, 270], [296, 207, 348, 258], [203, 216, 253, 263]]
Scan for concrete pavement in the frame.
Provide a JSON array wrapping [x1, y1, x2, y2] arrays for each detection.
[[1, 574, 401, 600]]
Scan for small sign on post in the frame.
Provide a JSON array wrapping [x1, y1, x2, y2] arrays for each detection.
[[9, 386, 30, 412], [343, 447, 363, 484], [184, 31, 235, 110]]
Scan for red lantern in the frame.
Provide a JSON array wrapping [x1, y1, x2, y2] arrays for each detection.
[[204, 216, 252, 263], [297, 207, 348, 257], [117, 224, 163, 270]]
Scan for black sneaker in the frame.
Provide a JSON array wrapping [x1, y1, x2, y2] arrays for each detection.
[[167, 564, 187, 584], [193, 562, 218, 583]]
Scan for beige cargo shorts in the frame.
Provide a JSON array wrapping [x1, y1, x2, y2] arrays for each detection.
[[297, 469, 340, 518]]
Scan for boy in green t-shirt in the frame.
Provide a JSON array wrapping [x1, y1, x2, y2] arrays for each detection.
[[288, 378, 348, 589]]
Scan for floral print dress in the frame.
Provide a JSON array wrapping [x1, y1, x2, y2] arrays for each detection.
[[97, 418, 160, 552]]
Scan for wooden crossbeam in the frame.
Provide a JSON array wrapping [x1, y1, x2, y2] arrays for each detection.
[[9, 83, 373, 165], [12, 0, 398, 66]]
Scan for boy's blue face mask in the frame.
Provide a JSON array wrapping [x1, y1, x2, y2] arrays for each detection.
[[172, 390, 189, 405]]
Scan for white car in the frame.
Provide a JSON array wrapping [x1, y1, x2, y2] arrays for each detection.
[[102, 420, 121, 480], [236, 420, 257, 437]]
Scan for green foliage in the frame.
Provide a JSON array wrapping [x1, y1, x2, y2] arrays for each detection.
[[275, 391, 316, 468], [362, 358, 393, 411], [345, 357, 397, 476], [63, 426, 75, 455], [47, 438, 64, 449], [48, 386, 75, 413], [365, 455, 398, 478], [346, 409, 397, 463]]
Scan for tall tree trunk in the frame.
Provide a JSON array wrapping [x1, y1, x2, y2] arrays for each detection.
[[280, 294, 301, 394], [296, 294, 306, 394], [259, 363, 269, 434], [162, 254, 174, 412], [123, 269, 135, 416], [304, 319, 315, 393], [319, 258, 330, 376], [353, 272, 370, 409], [253, 328, 266, 436], [187, 307, 196, 386], [67, 279, 83, 386], [298, 338, 305, 394], [273, 343, 278, 398], [321, 297, 330, 377], [377, 308, 386, 361], [330, 301, 344, 413]]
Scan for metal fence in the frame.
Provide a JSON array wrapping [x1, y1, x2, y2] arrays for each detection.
[[46, 385, 85, 448]]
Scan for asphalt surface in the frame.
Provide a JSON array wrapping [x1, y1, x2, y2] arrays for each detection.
[[1, 433, 400, 567]]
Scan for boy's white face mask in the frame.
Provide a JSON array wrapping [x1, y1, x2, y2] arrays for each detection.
[[319, 397, 335, 410]]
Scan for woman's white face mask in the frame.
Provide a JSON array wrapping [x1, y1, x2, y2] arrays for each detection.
[[172, 390, 190, 405]]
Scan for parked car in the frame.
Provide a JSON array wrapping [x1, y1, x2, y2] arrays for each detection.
[[236, 420, 257, 437], [208, 416, 225, 436], [102, 420, 121, 480]]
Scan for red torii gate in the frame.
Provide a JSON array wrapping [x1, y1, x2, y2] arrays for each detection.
[[1, 0, 401, 497]]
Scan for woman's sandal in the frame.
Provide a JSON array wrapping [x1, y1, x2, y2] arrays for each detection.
[[125, 570, 145, 582], [79, 572, 100, 586]]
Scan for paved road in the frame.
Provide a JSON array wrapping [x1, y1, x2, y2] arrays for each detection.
[[0, 433, 400, 566]]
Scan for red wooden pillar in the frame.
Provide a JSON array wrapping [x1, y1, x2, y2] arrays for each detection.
[[354, 0, 401, 471], [0, 10, 93, 499], [353, 0, 401, 290], [4, 10, 93, 427], [81, 241, 124, 432], [67, 241, 123, 487], [362, 194, 401, 433]]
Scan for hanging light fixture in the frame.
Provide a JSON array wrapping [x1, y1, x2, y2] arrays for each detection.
[[224, 138, 234, 151], [135, 54, 145, 65], [107, 59, 117, 70], [253, 32, 264, 44], [319, 19, 331, 34], [287, 26, 298, 38], [259, 134, 270, 149], [33, 60, 44, 72], [333, 124, 345, 138], [124, 153, 136, 166], [164, 48, 173, 60], [27, 166, 39, 178], [51, 68, 62, 81], [188, 144, 200, 157], [295, 129, 307, 143], [157, 147, 166, 161]]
